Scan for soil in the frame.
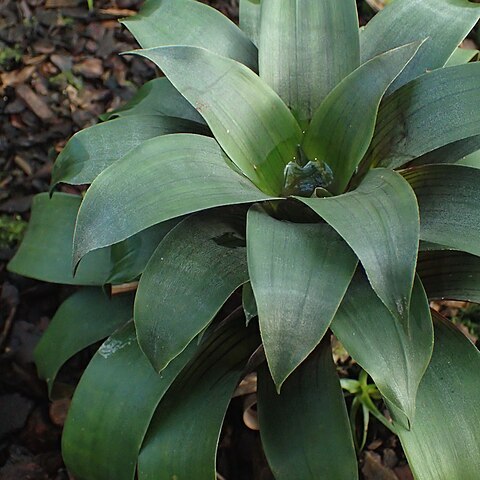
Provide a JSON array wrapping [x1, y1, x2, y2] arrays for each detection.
[[0, 1, 478, 479]]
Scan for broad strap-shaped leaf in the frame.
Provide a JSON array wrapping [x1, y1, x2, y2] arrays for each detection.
[[247, 205, 357, 390], [403, 164, 480, 257], [135, 212, 249, 372], [398, 313, 480, 480], [73, 134, 273, 267], [138, 317, 260, 480], [445, 47, 479, 67], [303, 41, 421, 194], [360, 0, 480, 91], [299, 168, 419, 324], [242, 282, 258, 325], [101, 77, 205, 124], [368, 63, 480, 170], [258, 0, 359, 124], [34, 289, 133, 396], [52, 115, 207, 187], [107, 220, 181, 284], [8, 193, 112, 285], [239, 0, 261, 46], [458, 148, 480, 168], [331, 270, 433, 426], [418, 250, 480, 303], [121, 0, 258, 70], [258, 339, 358, 480], [128, 46, 303, 196], [62, 323, 198, 480], [411, 135, 480, 167]]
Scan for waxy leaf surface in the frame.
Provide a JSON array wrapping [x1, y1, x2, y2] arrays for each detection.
[[445, 47, 479, 67], [361, 0, 480, 91], [247, 205, 357, 389], [259, 0, 359, 123], [411, 135, 480, 167], [130, 46, 302, 195], [299, 169, 419, 324], [135, 212, 249, 372], [35, 289, 133, 395], [403, 164, 480, 257], [331, 271, 433, 425], [73, 134, 272, 266], [107, 220, 181, 284], [52, 115, 205, 187], [62, 323, 198, 480], [458, 148, 480, 168], [369, 63, 480, 169], [418, 250, 480, 304], [303, 42, 421, 194], [239, 0, 261, 46], [398, 314, 480, 480], [138, 318, 260, 480], [8, 193, 112, 285], [101, 77, 204, 124], [258, 340, 358, 480], [242, 282, 258, 325], [122, 0, 258, 70]]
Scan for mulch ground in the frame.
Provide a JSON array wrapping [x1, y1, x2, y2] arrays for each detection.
[[0, 1, 477, 479]]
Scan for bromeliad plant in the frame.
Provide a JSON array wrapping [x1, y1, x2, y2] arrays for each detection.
[[8, 0, 480, 478]]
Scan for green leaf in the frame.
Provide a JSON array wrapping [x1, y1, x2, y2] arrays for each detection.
[[299, 168, 419, 324], [258, 0, 359, 124], [458, 148, 480, 168], [368, 63, 480, 170], [398, 313, 480, 480], [128, 46, 302, 196], [52, 115, 206, 187], [410, 135, 480, 167], [303, 41, 421, 194], [258, 339, 358, 480], [135, 212, 249, 372], [34, 289, 133, 396], [239, 0, 261, 46], [403, 164, 480, 257], [445, 47, 479, 67], [73, 134, 273, 267], [331, 271, 433, 425], [62, 323, 198, 480], [242, 282, 257, 325], [138, 316, 260, 480], [121, 0, 258, 70], [107, 220, 181, 284], [8, 193, 112, 285], [360, 0, 480, 91], [247, 205, 357, 390], [100, 77, 205, 124], [418, 250, 480, 303]]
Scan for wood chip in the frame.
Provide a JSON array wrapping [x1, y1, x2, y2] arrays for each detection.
[[0, 66, 36, 88], [16, 85, 54, 122], [362, 452, 398, 480], [98, 8, 137, 17], [14, 155, 33, 176], [233, 373, 257, 398], [23, 54, 48, 66], [242, 394, 259, 431], [73, 58, 103, 79], [49, 398, 71, 427], [111, 282, 139, 295]]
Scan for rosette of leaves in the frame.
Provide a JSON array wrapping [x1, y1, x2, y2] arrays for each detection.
[[9, 0, 480, 478]]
